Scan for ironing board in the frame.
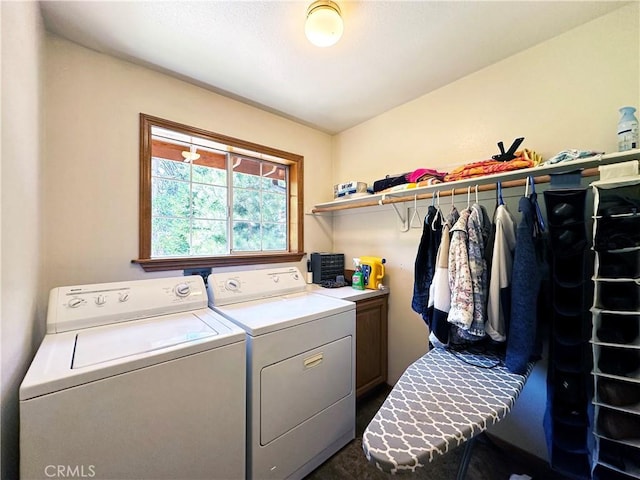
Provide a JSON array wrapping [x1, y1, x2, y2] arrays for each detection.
[[362, 347, 532, 477]]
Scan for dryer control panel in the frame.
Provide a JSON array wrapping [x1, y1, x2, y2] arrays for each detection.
[[47, 276, 207, 333], [208, 267, 306, 306]]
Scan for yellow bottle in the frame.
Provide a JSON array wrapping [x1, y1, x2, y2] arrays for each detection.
[[359, 256, 386, 290]]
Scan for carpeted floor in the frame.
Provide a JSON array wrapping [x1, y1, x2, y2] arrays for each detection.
[[306, 386, 571, 480]]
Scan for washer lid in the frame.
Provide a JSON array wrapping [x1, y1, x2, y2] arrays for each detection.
[[19, 308, 245, 401], [73, 313, 217, 368]]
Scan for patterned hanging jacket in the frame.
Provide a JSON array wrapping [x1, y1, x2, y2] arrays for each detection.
[[465, 204, 488, 338], [448, 209, 473, 330]]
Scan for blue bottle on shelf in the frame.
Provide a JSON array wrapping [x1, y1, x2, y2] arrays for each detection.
[[617, 106, 639, 152]]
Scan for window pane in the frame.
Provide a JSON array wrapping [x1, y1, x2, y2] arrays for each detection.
[[261, 176, 287, 192], [233, 157, 261, 189], [152, 157, 190, 181], [262, 192, 287, 222], [193, 184, 227, 219], [152, 178, 190, 217], [152, 217, 190, 257], [193, 164, 226, 185], [234, 172, 261, 189], [262, 223, 287, 250], [233, 188, 261, 221], [192, 220, 228, 255], [233, 222, 261, 251], [261, 164, 286, 192]]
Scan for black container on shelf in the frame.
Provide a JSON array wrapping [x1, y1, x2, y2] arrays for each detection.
[[310, 252, 344, 284]]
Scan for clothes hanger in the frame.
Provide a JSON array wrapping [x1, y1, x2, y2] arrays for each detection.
[[475, 184, 479, 205], [528, 175, 545, 234], [497, 181, 504, 206], [431, 191, 444, 230], [466, 185, 471, 210], [410, 195, 422, 229]]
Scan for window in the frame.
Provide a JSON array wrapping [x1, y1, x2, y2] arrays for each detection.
[[134, 114, 304, 272]]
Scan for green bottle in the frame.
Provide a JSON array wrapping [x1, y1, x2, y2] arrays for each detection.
[[352, 258, 365, 290]]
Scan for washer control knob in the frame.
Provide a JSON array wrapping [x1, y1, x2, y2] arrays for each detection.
[[175, 283, 191, 298], [119, 293, 129, 303], [272, 275, 279, 283], [95, 294, 106, 306], [225, 279, 240, 291], [68, 298, 84, 308], [292, 273, 299, 281]]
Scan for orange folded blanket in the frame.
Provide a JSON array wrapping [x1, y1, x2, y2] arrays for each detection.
[[444, 149, 541, 182]]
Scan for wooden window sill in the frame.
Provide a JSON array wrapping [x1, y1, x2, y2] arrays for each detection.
[[132, 253, 306, 272]]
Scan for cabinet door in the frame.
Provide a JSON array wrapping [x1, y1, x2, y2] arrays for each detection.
[[355, 296, 388, 398]]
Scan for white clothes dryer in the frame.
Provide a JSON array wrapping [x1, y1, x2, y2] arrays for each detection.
[[208, 267, 356, 480], [20, 276, 246, 480]]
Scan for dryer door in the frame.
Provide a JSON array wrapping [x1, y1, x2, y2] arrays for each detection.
[[260, 335, 352, 445]]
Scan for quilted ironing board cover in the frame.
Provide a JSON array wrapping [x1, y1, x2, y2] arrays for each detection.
[[362, 347, 531, 474]]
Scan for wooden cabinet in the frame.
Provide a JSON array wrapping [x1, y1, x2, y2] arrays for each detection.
[[355, 295, 388, 399]]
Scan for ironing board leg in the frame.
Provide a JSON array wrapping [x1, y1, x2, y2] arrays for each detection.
[[456, 436, 477, 480]]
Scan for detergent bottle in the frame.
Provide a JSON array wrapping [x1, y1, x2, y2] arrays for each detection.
[[352, 258, 365, 290], [360, 256, 386, 290]]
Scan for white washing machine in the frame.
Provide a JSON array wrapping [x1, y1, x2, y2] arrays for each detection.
[[207, 267, 356, 480], [20, 276, 246, 480]]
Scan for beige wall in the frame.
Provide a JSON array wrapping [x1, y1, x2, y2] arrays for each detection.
[[331, 3, 639, 460], [4, 2, 639, 474], [1, 2, 44, 478], [42, 35, 335, 292]]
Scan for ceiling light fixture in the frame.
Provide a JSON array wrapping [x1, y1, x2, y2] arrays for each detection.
[[305, 1, 343, 48]]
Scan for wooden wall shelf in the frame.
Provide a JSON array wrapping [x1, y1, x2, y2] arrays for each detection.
[[312, 150, 640, 214]]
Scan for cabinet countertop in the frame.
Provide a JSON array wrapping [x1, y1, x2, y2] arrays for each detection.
[[307, 284, 389, 302]]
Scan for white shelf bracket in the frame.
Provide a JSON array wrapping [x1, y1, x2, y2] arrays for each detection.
[[391, 202, 409, 232]]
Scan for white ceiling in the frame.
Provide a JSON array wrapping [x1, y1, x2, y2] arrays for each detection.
[[39, 1, 628, 134]]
